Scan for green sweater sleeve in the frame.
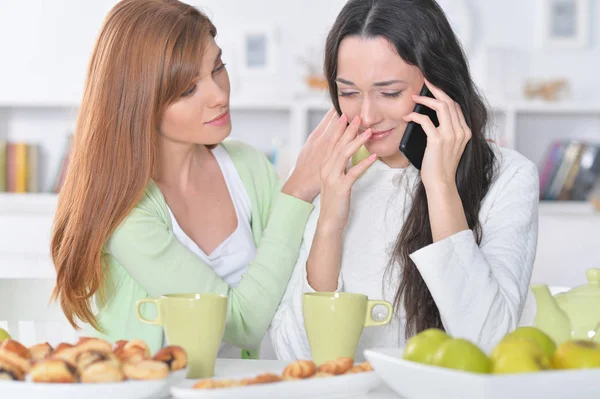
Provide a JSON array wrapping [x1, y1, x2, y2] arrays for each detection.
[[105, 189, 313, 350]]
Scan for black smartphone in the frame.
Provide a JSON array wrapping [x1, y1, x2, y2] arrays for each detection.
[[399, 84, 439, 170]]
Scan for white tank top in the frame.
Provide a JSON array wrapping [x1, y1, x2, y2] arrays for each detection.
[[166, 144, 257, 357]]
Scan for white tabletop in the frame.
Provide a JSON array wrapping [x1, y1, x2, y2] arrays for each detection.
[[168, 358, 401, 398]]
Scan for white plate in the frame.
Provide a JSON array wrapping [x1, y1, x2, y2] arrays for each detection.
[[170, 367, 381, 399], [0, 368, 188, 399], [364, 347, 600, 399]]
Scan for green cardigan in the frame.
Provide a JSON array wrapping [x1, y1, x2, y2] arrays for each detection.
[[83, 139, 314, 355]]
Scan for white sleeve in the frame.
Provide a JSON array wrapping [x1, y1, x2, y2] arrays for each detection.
[[409, 158, 539, 352], [268, 196, 344, 361]]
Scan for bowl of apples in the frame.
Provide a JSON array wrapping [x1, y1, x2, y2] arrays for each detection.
[[364, 327, 600, 399]]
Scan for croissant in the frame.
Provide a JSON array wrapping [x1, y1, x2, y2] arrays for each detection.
[[51, 346, 81, 367], [312, 371, 334, 378], [0, 348, 31, 373], [0, 339, 30, 360], [112, 340, 128, 357], [0, 358, 24, 381], [193, 378, 237, 389], [347, 361, 373, 373], [281, 360, 316, 379], [76, 338, 112, 354], [29, 342, 53, 363], [317, 357, 354, 375], [80, 360, 125, 383], [76, 350, 120, 373], [152, 345, 187, 371], [117, 339, 151, 364], [54, 342, 74, 353], [30, 359, 78, 383], [123, 360, 169, 380], [242, 372, 282, 385]]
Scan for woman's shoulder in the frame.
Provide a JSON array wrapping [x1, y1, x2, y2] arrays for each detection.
[[487, 143, 540, 198], [220, 138, 270, 165], [220, 138, 279, 190], [492, 144, 538, 181]]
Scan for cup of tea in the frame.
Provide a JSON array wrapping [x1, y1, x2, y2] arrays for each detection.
[[136, 293, 227, 378], [303, 292, 393, 365]]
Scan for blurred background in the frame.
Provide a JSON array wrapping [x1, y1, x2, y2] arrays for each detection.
[[0, 0, 599, 341]]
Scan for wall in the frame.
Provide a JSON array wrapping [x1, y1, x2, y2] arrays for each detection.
[[0, 0, 599, 191]]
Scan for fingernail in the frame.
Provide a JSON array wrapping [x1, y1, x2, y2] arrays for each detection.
[[361, 128, 372, 137], [339, 114, 347, 123], [412, 94, 419, 98], [369, 153, 377, 160], [351, 115, 360, 125]]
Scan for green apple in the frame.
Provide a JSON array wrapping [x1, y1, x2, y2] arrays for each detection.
[[432, 338, 492, 373], [552, 340, 600, 369], [403, 328, 451, 365], [507, 327, 556, 358], [492, 348, 551, 374], [351, 146, 372, 167], [490, 335, 546, 363], [0, 328, 10, 342]]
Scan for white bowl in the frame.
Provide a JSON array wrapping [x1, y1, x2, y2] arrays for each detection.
[[364, 347, 600, 399]]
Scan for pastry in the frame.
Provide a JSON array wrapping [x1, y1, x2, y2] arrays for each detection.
[[80, 360, 125, 383], [312, 371, 334, 378], [30, 359, 78, 383], [281, 359, 316, 379], [112, 340, 128, 357], [76, 350, 120, 373], [193, 378, 237, 389], [51, 346, 81, 366], [0, 358, 24, 381], [153, 346, 187, 371], [242, 372, 282, 385], [117, 339, 150, 364], [29, 342, 53, 363], [347, 361, 373, 373], [54, 342, 74, 354], [0, 348, 32, 373], [1, 339, 30, 360], [76, 338, 113, 354], [122, 360, 169, 380], [53, 338, 112, 366], [317, 357, 354, 375]]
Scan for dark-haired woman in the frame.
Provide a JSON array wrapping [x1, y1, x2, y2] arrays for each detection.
[[269, 0, 539, 360]]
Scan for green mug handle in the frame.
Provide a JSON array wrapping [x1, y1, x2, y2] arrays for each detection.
[[136, 298, 162, 325], [364, 300, 393, 327]]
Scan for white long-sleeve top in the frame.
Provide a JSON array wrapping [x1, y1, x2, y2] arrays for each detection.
[[269, 145, 539, 361]]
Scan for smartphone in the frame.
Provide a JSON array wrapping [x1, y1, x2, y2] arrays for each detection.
[[399, 84, 440, 170]]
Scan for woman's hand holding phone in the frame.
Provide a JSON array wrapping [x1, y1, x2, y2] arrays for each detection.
[[402, 79, 472, 192]]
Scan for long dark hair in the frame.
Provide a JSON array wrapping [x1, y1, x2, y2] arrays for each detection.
[[324, 0, 496, 338]]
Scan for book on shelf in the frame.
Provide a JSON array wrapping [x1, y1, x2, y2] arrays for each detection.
[[0, 140, 39, 194], [539, 140, 600, 201]]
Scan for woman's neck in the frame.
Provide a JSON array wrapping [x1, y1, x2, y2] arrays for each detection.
[[155, 138, 213, 192], [380, 150, 411, 169]]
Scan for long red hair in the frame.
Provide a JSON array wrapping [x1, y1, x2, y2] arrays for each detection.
[[51, 0, 216, 330]]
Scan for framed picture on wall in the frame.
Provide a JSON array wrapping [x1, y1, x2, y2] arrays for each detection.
[[536, 0, 590, 49], [238, 26, 279, 77]]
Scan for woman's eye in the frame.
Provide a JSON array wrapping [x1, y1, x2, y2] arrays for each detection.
[[181, 84, 196, 97], [339, 92, 358, 97], [382, 91, 402, 98], [213, 63, 227, 74]]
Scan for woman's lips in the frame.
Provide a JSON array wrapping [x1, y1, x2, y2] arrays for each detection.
[[368, 128, 394, 141], [205, 111, 230, 126]]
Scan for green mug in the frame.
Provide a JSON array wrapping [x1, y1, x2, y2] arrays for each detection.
[[136, 293, 227, 379], [303, 292, 393, 365]]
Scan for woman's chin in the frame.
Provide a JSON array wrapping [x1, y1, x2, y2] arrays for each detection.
[[365, 140, 401, 159]]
